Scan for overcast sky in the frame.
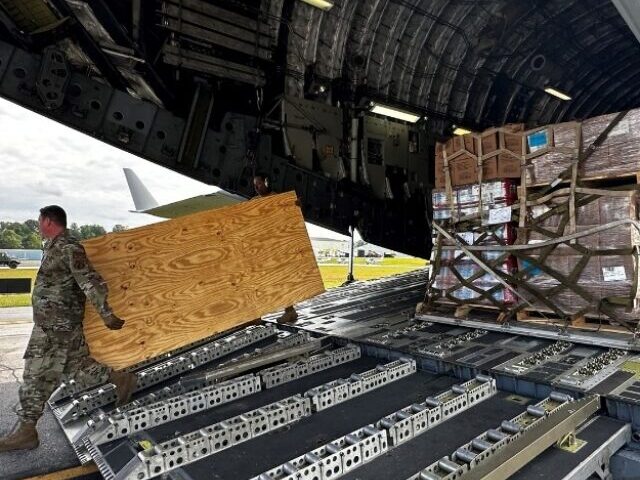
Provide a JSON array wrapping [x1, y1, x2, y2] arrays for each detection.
[[0, 98, 346, 240]]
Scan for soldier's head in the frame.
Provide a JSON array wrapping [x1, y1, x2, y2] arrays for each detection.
[[39, 205, 67, 239], [253, 172, 271, 197]]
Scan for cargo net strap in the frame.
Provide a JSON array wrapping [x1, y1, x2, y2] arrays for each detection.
[[510, 186, 640, 330], [426, 224, 517, 315], [427, 187, 640, 332]]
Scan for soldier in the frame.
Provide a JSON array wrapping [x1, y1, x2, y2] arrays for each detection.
[[252, 173, 298, 324], [0, 205, 137, 452]]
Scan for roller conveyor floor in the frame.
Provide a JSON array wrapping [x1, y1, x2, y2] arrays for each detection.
[[2, 271, 640, 480]]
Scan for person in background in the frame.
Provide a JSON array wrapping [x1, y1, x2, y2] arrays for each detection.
[[251, 173, 299, 325]]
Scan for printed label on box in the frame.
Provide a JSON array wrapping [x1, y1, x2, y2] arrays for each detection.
[[527, 130, 549, 152], [602, 266, 626, 282], [458, 232, 474, 245], [610, 119, 630, 137], [486, 206, 512, 225]]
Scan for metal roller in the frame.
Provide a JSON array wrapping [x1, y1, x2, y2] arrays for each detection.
[[475, 374, 492, 383], [396, 410, 411, 420], [283, 462, 298, 474], [487, 429, 509, 442], [438, 458, 462, 474], [452, 385, 467, 395], [411, 403, 426, 413], [471, 438, 493, 452], [399, 356, 414, 364], [303, 453, 321, 464], [376, 365, 389, 372], [526, 405, 546, 418], [379, 418, 396, 429], [425, 397, 441, 408], [345, 434, 360, 445], [325, 443, 340, 454], [501, 420, 522, 434], [454, 448, 477, 464], [420, 471, 442, 480], [350, 373, 363, 382], [363, 425, 380, 436], [550, 392, 572, 403]]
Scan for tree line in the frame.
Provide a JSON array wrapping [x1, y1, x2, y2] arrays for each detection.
[[0, 221, 127, 249]]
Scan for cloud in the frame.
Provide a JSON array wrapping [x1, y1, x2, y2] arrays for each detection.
[[0, 98, 347, 239], [0, 99, 216, 230]]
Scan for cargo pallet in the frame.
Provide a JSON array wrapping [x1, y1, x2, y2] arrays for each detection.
[[427, 301, 638, 337]]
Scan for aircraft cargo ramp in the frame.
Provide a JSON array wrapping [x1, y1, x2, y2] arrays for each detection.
[[2, 269, 640, 480]]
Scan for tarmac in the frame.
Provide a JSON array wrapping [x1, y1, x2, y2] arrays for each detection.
[[0, 306, 84, 480], [0, 307, 31, 384]]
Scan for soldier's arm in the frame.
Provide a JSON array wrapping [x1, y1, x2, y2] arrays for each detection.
[[63, 243, 113, 321]]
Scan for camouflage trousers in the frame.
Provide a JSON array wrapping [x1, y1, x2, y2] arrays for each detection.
[[17, 325, 111, 423]]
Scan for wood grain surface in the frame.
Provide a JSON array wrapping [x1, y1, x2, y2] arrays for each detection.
[[81, 192, 324, 369]]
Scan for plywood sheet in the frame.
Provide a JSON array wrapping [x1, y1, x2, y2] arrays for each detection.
[[82, 192, 324, 369]]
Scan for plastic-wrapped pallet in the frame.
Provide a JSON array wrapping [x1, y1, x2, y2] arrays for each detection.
[[427, 110, 640, 332], [582, 109, 640, 179], [434, 124, 524, 189], [431, 180, 517, 223], [524, 121, 580, 187], [518, 190, 640, 323], [429, 180, 518, 309], [432, 249, 518, 306], [525, 108, 640, 187], [519, 254, 639, 323]]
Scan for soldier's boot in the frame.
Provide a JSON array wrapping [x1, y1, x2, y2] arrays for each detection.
[[0, 421, 39, 452], [277, 307, 298, 325], [110, 371, 137, 407]]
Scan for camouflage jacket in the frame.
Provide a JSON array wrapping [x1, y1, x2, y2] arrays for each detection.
[[32, 230, 112, 331]]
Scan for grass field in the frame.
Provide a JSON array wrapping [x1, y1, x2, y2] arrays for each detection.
[[318, 257, 427, 289], [0, 258, 427, 307], [0, 268, 36, 307]]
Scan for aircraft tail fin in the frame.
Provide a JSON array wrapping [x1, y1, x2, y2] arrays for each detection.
[[123, 168, 159, 211]]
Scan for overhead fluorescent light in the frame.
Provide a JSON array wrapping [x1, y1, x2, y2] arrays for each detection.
[[370, 103, 421, 123], [453, 127, 472, 136], [544, 86, 572, 101], [300, 0, 334, 10]]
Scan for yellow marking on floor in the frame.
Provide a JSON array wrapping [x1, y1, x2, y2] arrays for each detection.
[[621, 360, 640, 379]]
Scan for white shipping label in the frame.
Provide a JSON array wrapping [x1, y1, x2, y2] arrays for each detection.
[[602, 266, 627, 282], [486, 206, 512, 225], [458, 232, 474, 245], [610, 119, 630, 137]]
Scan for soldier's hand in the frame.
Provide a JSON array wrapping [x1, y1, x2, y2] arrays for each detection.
[[104, 313, 125, 330]]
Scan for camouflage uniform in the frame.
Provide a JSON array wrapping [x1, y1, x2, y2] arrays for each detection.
[[18, 230, 113, 423]]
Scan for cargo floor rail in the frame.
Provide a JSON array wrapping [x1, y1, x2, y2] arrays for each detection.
[[51, 325, 278, 423], [251, 375, 497, 480], [408, 392, 585, 480], [86, 358, 417, 480]]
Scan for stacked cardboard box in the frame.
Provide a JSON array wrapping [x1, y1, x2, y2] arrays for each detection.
[[525, 108, 640, 186], [430, 180, 518, 308], [519, 191, 640, 323], [435, 124, 523, 188], [428, 109, 640, 329]]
